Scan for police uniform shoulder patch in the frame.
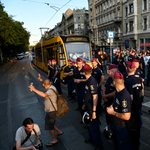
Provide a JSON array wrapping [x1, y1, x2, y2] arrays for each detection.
[[90, 85, 94, 90], [122, 100, 127, 108]]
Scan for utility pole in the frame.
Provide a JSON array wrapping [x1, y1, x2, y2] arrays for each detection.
[[39, 27, 49, 70]]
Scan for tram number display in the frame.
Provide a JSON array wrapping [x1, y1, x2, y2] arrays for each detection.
[[66, 37, 88, 42]]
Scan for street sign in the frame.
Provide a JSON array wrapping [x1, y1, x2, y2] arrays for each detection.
[[108, 31, 114, 39]]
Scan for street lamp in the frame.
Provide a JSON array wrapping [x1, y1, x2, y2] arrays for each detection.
[[39, 27, 49, 70]]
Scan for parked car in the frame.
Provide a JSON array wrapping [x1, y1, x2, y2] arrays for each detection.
[[17, 53, 24, 60]]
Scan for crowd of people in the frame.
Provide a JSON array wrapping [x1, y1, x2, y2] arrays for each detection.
[[14, 48, 149, 150]]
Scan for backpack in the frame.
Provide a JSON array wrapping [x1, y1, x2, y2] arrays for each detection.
[[48, 88, 70, 117]]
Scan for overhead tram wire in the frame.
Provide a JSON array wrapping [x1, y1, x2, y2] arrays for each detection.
[[44, 0, 71, 27], [23, 0, 72, 43]]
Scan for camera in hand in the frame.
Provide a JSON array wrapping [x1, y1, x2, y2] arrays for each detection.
[[35, 142, 43, 150]]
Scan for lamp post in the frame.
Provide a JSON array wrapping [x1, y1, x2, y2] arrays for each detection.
[[39, 27, 49, 70]]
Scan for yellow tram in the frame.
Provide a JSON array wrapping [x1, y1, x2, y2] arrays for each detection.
[[34, 35, 93, 80]]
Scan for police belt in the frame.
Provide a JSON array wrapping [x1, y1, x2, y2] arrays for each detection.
[[112, 121, 126, 126]]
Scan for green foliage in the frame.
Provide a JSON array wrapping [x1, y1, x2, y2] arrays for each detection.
[[0, 2, 30, 57]]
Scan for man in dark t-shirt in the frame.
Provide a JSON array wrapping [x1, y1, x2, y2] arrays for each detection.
[[107, 71, 131, 150], [83, 64, 103, 149], [64, 59, 75, 100]]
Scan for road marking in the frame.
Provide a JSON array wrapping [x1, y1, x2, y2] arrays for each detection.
[[142, 101, 150, 108], [59, 126, 93, 150], [30, 62, 35, 70]]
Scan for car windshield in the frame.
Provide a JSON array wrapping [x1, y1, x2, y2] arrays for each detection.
[[64, 42, 91, 63]]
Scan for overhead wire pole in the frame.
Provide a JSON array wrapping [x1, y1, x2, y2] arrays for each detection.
[[39, 27, 49, 70]]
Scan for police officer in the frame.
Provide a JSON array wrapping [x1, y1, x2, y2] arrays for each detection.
[[118, 52, 126, 74], [92, 58, 105, 114], [83, 64, 103, 150], [128, 50, 136, 62], [64, 59, 75, 100], [73, 57, 86, 117], [47, 60, 53, 81], [125, 62, 142, 150], [52, 59, 62, 95], [107, 71, 131, 150], [102, 65, 117, 131], [133, 58, 144, 102], [140, 52, 145, 80]]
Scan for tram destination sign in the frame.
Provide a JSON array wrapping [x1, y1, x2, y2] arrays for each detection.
[[66, 37, 88, 42]]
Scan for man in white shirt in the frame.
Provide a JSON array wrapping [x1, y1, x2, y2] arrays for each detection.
[[15, 118, 41, 150], [28, 75, 63, 147]]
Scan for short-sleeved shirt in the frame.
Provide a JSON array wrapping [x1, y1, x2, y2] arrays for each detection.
[[119, 57, 125, 65], [112, 88, 131, 123], [125, 75, 142, 110], [105, 77, 116, 104], [92, 67, 104, 85], [135, 68, 142, 78], [84, 76, 98, 108], [53, 65, 60, 78], [64, 66, 74, 79], [15, 124, 41, 147], [128, 55, 135, 62], [48, 65, 53, 75], [96, 55, 102, 63], [73, 67, 86, 90], [45, 85, 57, 112], [140, 57, 145, 70]]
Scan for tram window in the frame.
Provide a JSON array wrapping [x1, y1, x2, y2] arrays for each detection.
[[59, 46, 66, 67], [36, 50, 42, 62], [46, 48, 54, 60]]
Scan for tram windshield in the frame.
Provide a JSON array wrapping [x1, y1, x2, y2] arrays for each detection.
[[65, 42, 91, 63]]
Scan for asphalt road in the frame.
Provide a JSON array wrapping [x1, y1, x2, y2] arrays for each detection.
[[0, 58, 150, 150]]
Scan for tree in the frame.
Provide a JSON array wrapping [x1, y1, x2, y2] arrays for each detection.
[[0, 2, 30, 60]]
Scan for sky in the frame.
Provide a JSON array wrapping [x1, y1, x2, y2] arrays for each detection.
[[1, 0, 88, 46]]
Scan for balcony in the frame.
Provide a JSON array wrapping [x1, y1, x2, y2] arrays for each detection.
[[114, 16, 122, 23]]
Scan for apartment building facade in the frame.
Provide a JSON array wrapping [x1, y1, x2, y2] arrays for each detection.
[[88, 0, 124, 51], [48, 8, 89, 37], [123, 0, 150, 52]]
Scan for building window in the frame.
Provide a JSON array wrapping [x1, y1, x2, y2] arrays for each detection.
[[104, 3, 105, 10], [126, 23, 128, 33], [129, 21, 133, 32], [118, 0, 120, 3], [118, 9, 120, 17], [129, 4, 134, 14], [90, 0, 93, 5], [113, 0, 115, 5], [143, 0, 147, 11], [78, 25, 81, 30], [90, 9, 92, 17], [106, 2, 108, 9], [126, 7, 128, 16], [110, 0, 112, 7], [78, 17, 80, 21], [144, 18, 147, 30]]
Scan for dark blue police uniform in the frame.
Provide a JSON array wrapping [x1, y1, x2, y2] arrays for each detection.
[[128, 55, 135, 62], [104, 77, 116, 126], [92, 67, 104, 113], [53, 64, 62, 94], [73, 67, 86, 116], [125, 75, 142, 150], [84, 76, 103, 147], [48, 65, 53, 81], [64, 66, 75, 99], [112, 88, 131, 150], [119, 57, 126, 74], [140, 57, 145, 79]]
